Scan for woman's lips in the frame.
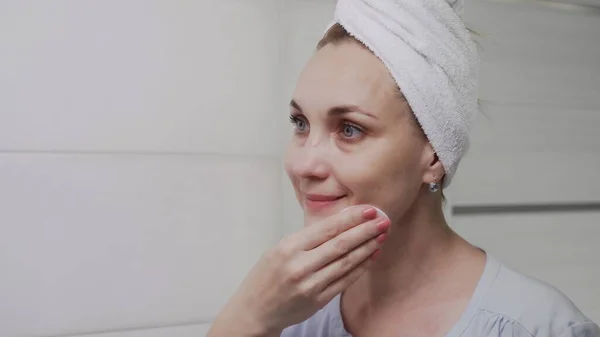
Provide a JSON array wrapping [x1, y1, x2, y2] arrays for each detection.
[[304, 194, 346, 212]]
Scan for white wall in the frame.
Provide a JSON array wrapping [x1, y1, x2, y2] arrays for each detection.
[[1, 0, 599, 336], [448, 0, 600, 321], [0, 1, 285, 336]]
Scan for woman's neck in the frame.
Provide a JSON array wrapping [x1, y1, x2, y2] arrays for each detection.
[[341, 195, 486, 328]]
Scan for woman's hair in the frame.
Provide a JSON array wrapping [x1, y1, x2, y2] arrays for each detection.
[[316, 23, 452, 202], [318, 23, 480, 49], [317, 23, 357, 50]]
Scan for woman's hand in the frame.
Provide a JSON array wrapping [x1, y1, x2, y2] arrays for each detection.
[[207, 205, 390, 337]]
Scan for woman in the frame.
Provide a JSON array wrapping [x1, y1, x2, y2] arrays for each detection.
[[208, 0, 600, 336]]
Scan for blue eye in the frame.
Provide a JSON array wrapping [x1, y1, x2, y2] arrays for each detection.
[[341, 124, 363, 139], [289, 115, 309, 133]]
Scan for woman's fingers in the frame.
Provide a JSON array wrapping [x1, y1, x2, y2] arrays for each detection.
[[304, 215, 390, 270], [258, 204, 388, 319], [310, 231, 385, 292], [298, 205, 378, 250], [317, 255, 375, 304]]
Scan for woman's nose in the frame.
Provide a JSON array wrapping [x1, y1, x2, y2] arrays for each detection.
[[290, 138, 331, 180]]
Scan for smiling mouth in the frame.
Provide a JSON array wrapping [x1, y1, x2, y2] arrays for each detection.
[[304, 194, 346, 212]]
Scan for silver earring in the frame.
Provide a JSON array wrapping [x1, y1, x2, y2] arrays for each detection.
[[429, 179, 440, 193]]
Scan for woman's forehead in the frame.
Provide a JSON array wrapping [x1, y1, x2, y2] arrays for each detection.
[[293, 43, 399, 115]]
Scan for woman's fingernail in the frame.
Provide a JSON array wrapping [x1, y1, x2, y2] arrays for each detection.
[[376, 218, 391, 232], [362, 207, 377, 219], [376, 233, 387, 244], [371, 249, 382, 261]]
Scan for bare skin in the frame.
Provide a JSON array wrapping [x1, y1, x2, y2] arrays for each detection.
[[287, 40, 486, 337], [207, 205, 391, 337], [209, 40, 486, 337]]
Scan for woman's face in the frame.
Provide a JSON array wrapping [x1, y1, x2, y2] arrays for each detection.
[[285, 41, 437, 226]]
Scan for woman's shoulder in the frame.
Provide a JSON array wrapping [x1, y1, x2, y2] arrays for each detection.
[[468, 257, 599, 337], [280, 295, 348, 337]]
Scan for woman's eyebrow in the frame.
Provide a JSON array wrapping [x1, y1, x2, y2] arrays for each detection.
[[289, 99, 378, 120], [329, 105, 378, 119], [290, 99, 302, 112]]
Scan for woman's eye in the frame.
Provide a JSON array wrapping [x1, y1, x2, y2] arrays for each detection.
[[296, 119, 307, 131], [290, 115, 309, 133], [341, 124, 363, 139]]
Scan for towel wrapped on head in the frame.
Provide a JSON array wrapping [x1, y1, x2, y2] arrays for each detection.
[[328, 0, 479, 187]]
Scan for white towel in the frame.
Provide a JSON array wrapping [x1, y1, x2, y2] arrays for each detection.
[[329, 0, 479, 187]]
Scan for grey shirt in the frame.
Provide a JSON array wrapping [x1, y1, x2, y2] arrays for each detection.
[[281, 255, 600, 337]]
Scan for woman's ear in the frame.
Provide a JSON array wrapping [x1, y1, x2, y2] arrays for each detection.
[[421, 143, 445, 185]]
